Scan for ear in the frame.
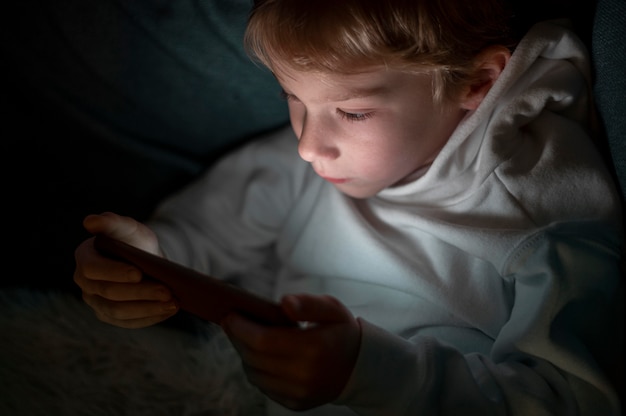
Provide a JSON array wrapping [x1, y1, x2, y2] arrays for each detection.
[[459, 46, 511, 111]]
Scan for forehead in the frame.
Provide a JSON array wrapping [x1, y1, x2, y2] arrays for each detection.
[[274, 65, 433, 102]]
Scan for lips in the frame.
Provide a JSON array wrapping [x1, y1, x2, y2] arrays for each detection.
[[313, 165, 349, 184], [317, 175, 349, 184]]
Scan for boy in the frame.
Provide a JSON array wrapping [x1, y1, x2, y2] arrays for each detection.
[[74, 0, 623, 414]]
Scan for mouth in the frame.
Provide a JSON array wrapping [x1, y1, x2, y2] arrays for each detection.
[[320, 176, 349, 184], [313, 165, 350, 184]]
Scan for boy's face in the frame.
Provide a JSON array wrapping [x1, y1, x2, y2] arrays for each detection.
[[275, 66, 468, 199]]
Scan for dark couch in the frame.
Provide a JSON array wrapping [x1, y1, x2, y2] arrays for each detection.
[[2, 0, 289, 293]]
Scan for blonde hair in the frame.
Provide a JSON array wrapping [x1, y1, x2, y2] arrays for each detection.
[[245, 0, 516, 102]]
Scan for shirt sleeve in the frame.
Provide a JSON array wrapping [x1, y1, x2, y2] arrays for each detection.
[[147, 125, 305, 298], [335, 222, 623, 416]]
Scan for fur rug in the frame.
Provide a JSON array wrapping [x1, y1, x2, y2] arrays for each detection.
[[0, 288, 266, 416]]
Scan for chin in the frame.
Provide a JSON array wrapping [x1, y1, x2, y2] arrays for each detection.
[[334, 184, 380, 200]]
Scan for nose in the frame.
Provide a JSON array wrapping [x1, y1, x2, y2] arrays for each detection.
[[297, 115, 340, 162]]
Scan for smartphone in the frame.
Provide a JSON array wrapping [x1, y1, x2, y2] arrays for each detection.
[[93, 234, 293, 326]]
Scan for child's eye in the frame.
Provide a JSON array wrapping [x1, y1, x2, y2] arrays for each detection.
[[337, 109, 373, 122]]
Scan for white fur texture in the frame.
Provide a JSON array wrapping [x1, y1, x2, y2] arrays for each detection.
[[0, 288, 265, 415]]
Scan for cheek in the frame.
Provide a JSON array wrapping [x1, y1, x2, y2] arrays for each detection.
[[351, 141, 403, 178], [358, 130, 426, 178], [392, 116, 448, 160]]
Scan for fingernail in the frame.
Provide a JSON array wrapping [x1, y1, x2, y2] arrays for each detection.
[[164, 301, 178, 312]]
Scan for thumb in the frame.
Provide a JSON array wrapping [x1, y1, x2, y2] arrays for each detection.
[[83, 212, 160, 255], [280, 294, 352, 325], [83, 212, 133, 236]]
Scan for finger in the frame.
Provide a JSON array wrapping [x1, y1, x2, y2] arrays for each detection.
[[234, 346, 289, 376], [224, 314, 282, 352], [76, 273, 172, 302], [281, 294, 352, 324], [83, 212, 160, 255], [96, 312, 178, 329], [83, 293, 178, 325], [224, 314, 304, 358], [225, 313, 360, 409], [224, 314, 328, 365], [83, 212, 140, 238], [74, 238, 143, 284]]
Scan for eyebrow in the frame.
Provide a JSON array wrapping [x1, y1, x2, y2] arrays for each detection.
[[280, 85, 390, 104], [329, 85, 391, 102]]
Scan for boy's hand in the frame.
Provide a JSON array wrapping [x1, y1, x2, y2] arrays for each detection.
[[222, 294, 361, 411], [73, 212, 179, 328]]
